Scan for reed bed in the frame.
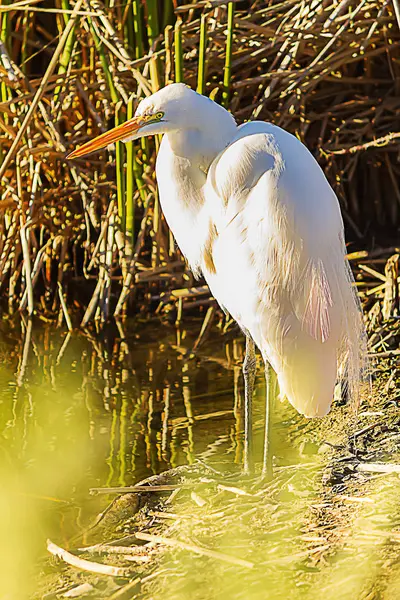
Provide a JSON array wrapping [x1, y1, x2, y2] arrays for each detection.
[[0, 0, 399, 324]]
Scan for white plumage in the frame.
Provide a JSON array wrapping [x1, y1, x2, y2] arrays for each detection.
[[68, 83, 366, 468], [151, 85, 365, 418]]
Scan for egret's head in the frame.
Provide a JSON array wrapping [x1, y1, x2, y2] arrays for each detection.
[[67, 84, 232, 159]]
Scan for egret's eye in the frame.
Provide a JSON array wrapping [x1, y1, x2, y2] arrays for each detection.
[[155, 111, 164, 120]]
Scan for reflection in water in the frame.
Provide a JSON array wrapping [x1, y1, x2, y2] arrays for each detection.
[[5, 319, 391, 600], [0, 318, 260, 598]]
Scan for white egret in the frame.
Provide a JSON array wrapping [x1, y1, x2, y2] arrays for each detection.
[[68, 83, 366, 475]]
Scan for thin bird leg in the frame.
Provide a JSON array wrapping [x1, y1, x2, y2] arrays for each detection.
[[261, 362, 273, 480], [242, 336, 256, 475]]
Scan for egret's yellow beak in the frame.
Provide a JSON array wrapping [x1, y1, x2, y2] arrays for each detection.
[[66, 112, 163, 159]]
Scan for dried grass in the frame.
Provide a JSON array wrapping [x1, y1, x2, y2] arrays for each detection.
[[0, 0, 399, 323]]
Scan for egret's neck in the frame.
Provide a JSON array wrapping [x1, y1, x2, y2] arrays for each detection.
[[156, 117, 236, 274], [166, 121, 237, 172]]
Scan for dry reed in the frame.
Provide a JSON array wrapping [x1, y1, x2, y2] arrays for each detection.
[[0, 0, 399, 324]]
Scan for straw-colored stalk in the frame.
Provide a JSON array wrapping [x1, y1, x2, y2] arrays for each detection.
[[0, 0, 84, 181], [150, 55, 161, 92], [164, 24, 173, 84], [19, 218, 33, 316], [133, 153, 147, 205], [115, 102, 126, 232]]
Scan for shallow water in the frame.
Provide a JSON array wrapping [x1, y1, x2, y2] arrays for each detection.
[[0, 318, 283, 598], [4, 319, 398, 600]]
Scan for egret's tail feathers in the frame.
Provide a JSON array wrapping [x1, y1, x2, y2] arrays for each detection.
[[275, 344, 337, 418], [261, 239, 367, 418], [337, 256, 369, 410], [300, 259, 333, 344]]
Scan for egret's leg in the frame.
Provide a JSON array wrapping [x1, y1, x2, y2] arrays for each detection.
[[261, 362, 273, 479], [242, 336, 256, 475]]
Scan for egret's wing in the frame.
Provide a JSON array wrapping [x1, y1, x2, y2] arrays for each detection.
[[206, 123, 341, 344], [203, 123, 365, 416]]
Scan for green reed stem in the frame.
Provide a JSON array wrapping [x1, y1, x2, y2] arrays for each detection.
[[130, 405, 140, 473], [132, 0, 144, 59], [197, 14, 208, 95], [132, 0, 150, 160], [124, 0, 134, 52], [106, 408, 117, 486], [54, 0, 76, 104], [115, 101, 126, 232], [118, 395, 128, 486], [162, 0, 174, 28], [125, 96, 135, 241], [88, 22, 119, 104], [60, 0, 69, 26], [21, 10, 33, 73], [222, 2, 234, 108], [0, 0, 10, 51], [174, 18, 183, 83], [146, 1, 161, 93], [0, 0, 11, 127], [146, 0, 159, 47]]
